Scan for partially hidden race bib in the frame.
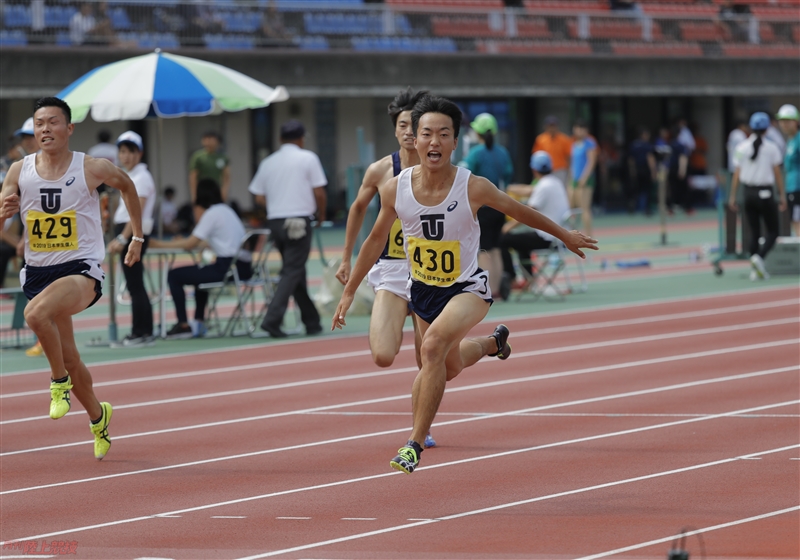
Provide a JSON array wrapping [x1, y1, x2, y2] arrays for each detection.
[[407, 235, 461, 287], [387, 219, 406, 259], [27, 209, 79, 252]]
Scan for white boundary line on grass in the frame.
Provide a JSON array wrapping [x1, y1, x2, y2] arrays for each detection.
[[3, 284, 796, 378], [576, 506, 800, 560], [2, 309, 796, 403], [2, 400, 797, 546], [2, 362, 797, 492]]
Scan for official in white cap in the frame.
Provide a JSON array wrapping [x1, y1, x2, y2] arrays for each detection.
[[777, 104, 800, 236], [14, 117, 38, 158], [107, 131, 156, 346]]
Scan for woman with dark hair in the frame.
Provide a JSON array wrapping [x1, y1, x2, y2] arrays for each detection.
[[149, 179, 251, 338], [463, 113, 513, 299], [728, 112, 787, 281]]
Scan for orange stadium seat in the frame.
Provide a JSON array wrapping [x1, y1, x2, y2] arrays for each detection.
[[641, 4, 719, 16], [568, 18, 662, 41], [476, 39, 593, 55], [385, 0, 504, 9], [722, 43, 799, 57], [750, 6, 800, 19], [611, 41, 703, 56], [679, 21, 731, 42], [516, 16, 552, 38], [524, 0, 609, 14], [431, 16, 505, 38]]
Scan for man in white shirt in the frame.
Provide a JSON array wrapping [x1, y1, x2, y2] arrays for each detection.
[[500, 151, 570, 279], [726, 120, 749, 173], [69, 3, 96, 45], [107, 131, 156, 346], [248, 120, 327, 337]]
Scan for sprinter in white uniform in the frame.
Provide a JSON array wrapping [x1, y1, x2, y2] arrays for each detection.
[[0, 97, 144, 461], [332, 96, 598, 473], [335, 88, 437, 448]]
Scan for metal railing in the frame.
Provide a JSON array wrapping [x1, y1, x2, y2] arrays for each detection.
[[1, 1, 798, 56]]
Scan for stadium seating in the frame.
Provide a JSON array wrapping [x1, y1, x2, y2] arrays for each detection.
[[117, 32, 180, 49], [3, 5, 32, 28], [352, 36, 457, 52], [721, 43, 800, 57], [476, 39, 592, 54], [204, 33, 256, 49], [611, 41, 703, 56], [567, 18, 663, 41], [679, 21, 730, 42], [0, 29, 27, 47], [524, 1, 609, 14], [387, 0, 504, 9]]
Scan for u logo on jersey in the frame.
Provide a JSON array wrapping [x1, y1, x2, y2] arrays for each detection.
[[420, 214, 445, 241], [40, 188, 62, 214]]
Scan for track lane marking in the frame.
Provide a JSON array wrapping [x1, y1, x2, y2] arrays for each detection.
[[2, 366, 796, 494], [4, 286, 796, 378], [576, 506, 800, 560], [2, 403, 796, 545], [2, 316, 795, 417]]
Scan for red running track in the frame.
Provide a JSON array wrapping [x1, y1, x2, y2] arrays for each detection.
[[1, 286, 798, 559]]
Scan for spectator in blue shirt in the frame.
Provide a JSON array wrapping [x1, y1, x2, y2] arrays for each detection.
[[569, 120, 598, 236]]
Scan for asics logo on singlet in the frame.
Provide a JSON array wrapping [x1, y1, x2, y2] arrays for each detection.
[[65, 177, 75, 186], [420, 214, 445, 241], [40, 188, 62, 214], [447, 201, 458, 212]]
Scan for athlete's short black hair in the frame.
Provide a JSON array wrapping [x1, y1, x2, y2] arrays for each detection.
[[411, 95, 462, 138], [34, 97, 72, 123], [196, 179, 223, 209], [388, 87, 430, 127]]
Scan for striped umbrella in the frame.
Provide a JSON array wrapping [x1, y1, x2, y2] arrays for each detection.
[[56, 50, 289, 123]]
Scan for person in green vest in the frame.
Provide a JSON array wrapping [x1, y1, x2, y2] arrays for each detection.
[[188, 130, 230, 202]]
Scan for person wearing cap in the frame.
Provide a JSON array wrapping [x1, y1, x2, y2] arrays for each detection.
[[0, 97, 144, 461], [248, 119, 326, 338], [729, 112, 787, 281], [532, 116, 572, 185], [501, 151, 570, 280], [13, 118, 39, 159], [777, 104, 800, 236], [189, 130, 229, 203], [463, 112, 514, 299], [106, 131, 156, 346]]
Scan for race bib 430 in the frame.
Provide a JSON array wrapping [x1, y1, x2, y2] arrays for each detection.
[[407, 236, 460, 286], [387, 219, 406, 259], [27, 209, 79, 252]]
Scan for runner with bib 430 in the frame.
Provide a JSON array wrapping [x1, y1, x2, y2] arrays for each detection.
[[332, 95, 598, 474]]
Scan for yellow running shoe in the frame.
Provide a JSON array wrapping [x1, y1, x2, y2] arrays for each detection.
[[49, 376, 73, 419], [90, 402, 113, 461], [26, 341, 43, 357]]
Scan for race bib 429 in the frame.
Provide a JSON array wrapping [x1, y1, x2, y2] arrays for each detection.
[[407, 236, 460, 287], [27, 209, 79, 252]]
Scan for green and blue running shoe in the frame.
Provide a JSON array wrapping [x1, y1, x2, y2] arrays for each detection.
[[390, 440, 423, 474], [424, 432, 437, 448]]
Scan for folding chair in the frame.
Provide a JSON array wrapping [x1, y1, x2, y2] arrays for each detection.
[[228, 229, 276, 337], [199, 229, 272, 338], [514, 208, 587, 301]]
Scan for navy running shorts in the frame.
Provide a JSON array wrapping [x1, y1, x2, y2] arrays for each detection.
[[21, 259, 104, 307]]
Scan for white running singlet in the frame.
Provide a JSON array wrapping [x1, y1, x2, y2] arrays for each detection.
[[395, 166, 479, 287], [19, 152, 105, 266]]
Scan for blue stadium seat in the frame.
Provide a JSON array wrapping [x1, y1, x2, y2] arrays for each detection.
[[44, 6, 77, 28], [118, 32, 180, 49], [3, 5, 32, 28], [296, 35, 329, 50], [0, 30, 27, 47], [204, 33, 256, 50], [110, 7, 133, 31], [55, 31, 71, 46]]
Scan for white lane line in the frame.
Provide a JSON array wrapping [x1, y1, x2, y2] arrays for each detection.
[[305, 411, 800, 419], [2, 345, 796, 461], [3, 403, 795, 547], [0, 300, 798, 399], [406, 518, 434, 521], [211, 516, 247, 519], [341, 518, 376, 521], [576, 506, 800, 560], [234, 445, 800, 560], [1, 382, 795, 501], [4, 284, 795, 379], [3, 315, 795, 420], [276, 517, 311, 520]]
